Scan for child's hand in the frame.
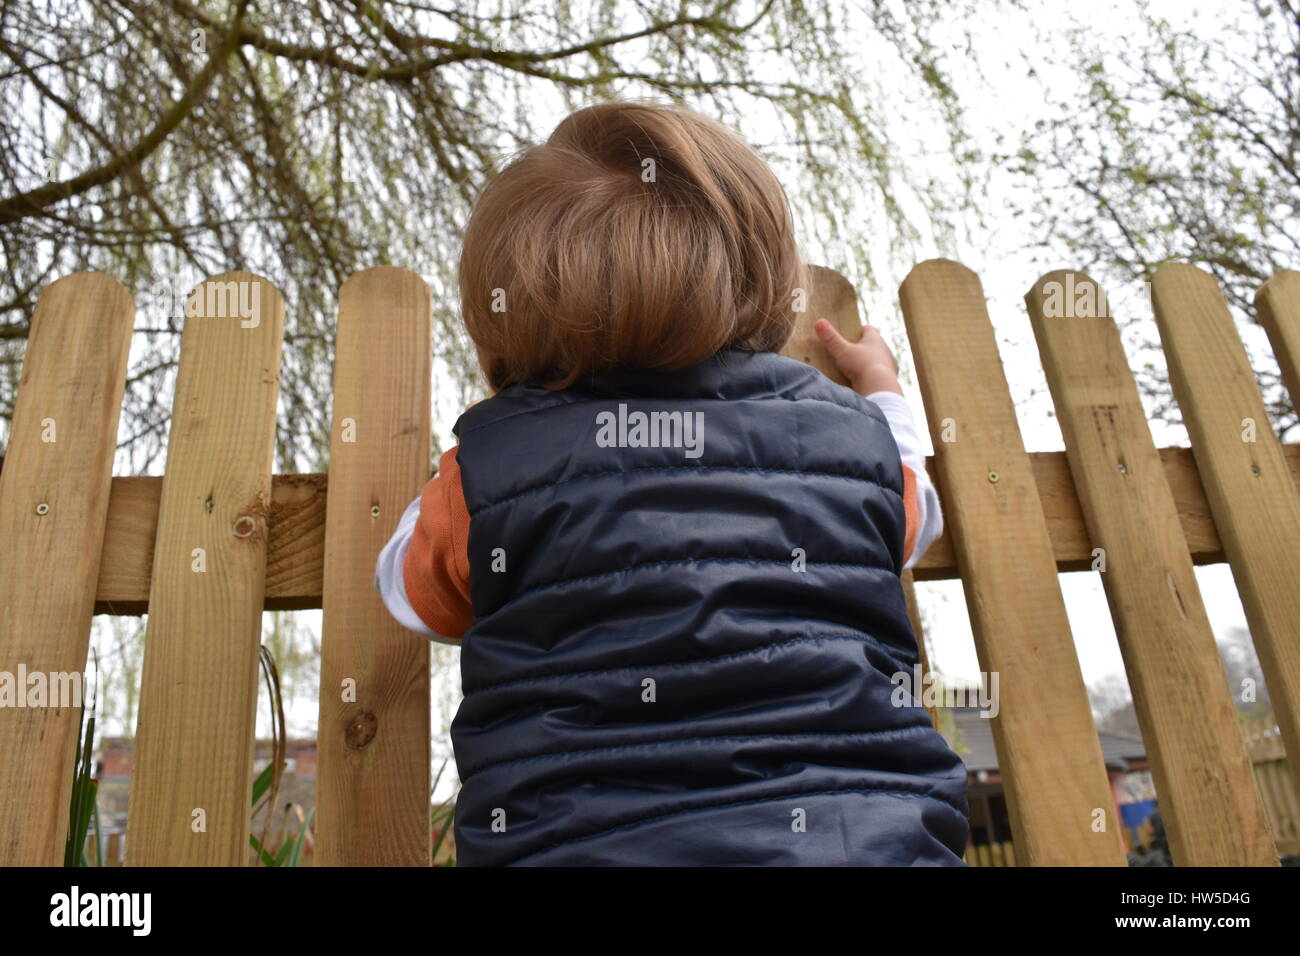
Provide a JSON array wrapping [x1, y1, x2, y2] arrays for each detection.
[[814, 319, 904, 397]]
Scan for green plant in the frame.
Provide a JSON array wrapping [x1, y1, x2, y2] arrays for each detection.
[[432, 798, 455, 867], [63, 644, 316, 866], [247, 645, 314, 866], [431, 757, 457, 866], [64, 655, 100, 867]]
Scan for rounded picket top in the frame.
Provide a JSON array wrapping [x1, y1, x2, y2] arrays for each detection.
[[1150, 259, 1217, 294], [35, 270, 135, 321], [805, 264, 856, 317], [1025, 269, 1115, 322], [900, 257, 981, 293], [781, 264, 863, 384], [1254, 268, 1300, 307], [337, 266, 432, 336], [340, 264, 431, 295], [1253, 269, 1300, 408], [181, 271, 285, 329], [1027, 267, 1103, 297]]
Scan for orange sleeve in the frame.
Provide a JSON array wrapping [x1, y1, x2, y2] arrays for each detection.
[[402, 446, 473, 639], [900, 463, 920, 566]]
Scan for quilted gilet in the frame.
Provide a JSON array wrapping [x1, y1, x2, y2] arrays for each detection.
[[449, 348, 969, 865]]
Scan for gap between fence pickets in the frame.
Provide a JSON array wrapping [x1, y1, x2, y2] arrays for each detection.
[[80, 443, 1300, 612]]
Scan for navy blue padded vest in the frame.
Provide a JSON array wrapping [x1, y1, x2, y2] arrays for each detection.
[[449, 348, 969, 865]]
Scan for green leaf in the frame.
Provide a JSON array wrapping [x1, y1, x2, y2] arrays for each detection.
[[64, 705, 99, 867], [285, 809, 314, 868], [251, 761, 275, 807], [249, 832, 280, 867]]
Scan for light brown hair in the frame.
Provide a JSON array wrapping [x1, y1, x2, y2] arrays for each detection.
[[459, 99, 808, 391]]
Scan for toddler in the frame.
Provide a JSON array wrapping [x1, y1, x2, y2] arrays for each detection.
[[376, 100, 969, 866]]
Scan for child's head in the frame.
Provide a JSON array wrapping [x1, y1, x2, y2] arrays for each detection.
[[459, 99, 808, 391]]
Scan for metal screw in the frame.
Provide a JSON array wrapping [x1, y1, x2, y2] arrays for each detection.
[[1117, 462, 1128, 475], [370, 505, 381, 518], [1251, 464, 1261, 477], [987, 470, 999, 484], [35, 503, 49, 515]]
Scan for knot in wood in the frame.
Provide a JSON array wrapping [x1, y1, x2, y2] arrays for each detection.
[[346, 710, 378, 749]]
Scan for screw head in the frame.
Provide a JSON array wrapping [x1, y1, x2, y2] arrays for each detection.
[[35, 503, 49, 515], [370, 505, 381, 518], [987, 470, 999, 484]]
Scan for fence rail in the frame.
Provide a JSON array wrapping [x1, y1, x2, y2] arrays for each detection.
[[1, 261, 1298, 866], [84, 446, 1300, 614]]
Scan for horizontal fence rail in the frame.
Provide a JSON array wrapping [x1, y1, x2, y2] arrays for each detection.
[[0, 262, 1297, 867], [84, 444, 1300, 612]]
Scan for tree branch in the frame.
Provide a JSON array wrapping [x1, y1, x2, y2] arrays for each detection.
[[0, 0, 250, 227]]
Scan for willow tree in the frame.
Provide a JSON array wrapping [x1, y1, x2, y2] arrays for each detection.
[[1012, 0, 1298, 436], [0, 0, 981, 472], [0, 0, 984, 738]]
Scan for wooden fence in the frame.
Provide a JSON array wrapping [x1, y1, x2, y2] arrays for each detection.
[[964, 840, 1017, 867], [1, 261, 1298, 866], [1242, 716, 1300, 855]]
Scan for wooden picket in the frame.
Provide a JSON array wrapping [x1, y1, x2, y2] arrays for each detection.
[[1, 258, 1298, 867], [1256, 270, 1300, 403], [315, 267, 432, 866], [781, 265, 861, 378], [124, 273, 285, 865], [1151, 265, 1300, 796], [0, 274, 134, 865], [1026, 271, 1276, 866], [899, 259, 1126, 866]]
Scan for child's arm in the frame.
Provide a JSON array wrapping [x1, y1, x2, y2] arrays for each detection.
[[814, 319, 944, 569], [374, 446, 474, 642], [862, 390, 943, 568]]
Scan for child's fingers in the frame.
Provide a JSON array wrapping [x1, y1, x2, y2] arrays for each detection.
[[860, 323, 900, 370], [814, 318, 851, 353]]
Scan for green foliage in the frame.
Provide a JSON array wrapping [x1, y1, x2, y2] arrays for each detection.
[[247, 644, 314, 866], [432, 798, 456, 867], [63, 700, 100, 867], [0, 0, 990, 472]]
